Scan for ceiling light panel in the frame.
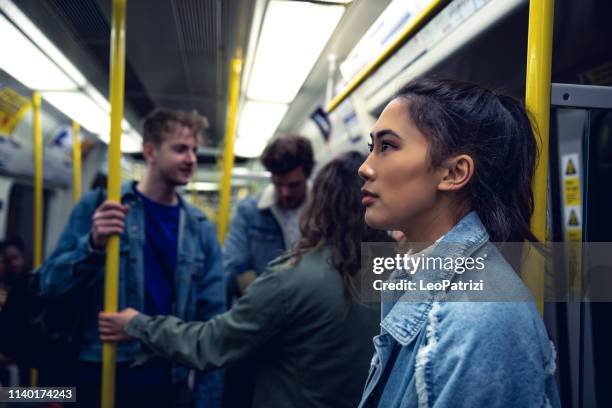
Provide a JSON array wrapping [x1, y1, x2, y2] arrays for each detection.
[[121, 129, 142, 153], [246, 1, 344, 104], [191, 182, 219, 191], [0, 1, 141, 153], [235, 101, 288, 157], [42, 91, 109, 135], [0, 0, 87, 86], [0, 15, 76, 91]]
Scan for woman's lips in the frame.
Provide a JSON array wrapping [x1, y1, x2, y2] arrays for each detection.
[[361, 189, 379, 205], [362, 195, 377, 205]]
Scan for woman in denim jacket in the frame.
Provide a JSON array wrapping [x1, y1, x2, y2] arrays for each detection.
[[357, 78, 561, 407]]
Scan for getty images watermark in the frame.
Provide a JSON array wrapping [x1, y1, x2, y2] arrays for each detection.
[[371, 251, 486, 292], [358, 242, 612, 302]]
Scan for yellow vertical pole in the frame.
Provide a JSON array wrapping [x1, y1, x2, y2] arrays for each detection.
[[525, 0, 555, 312], [31, 91, 43, 387], [217, 52, 242, 243], [101, 1, 126, 407], [32, 92, 43, 269], [73, 121, 81, 203]]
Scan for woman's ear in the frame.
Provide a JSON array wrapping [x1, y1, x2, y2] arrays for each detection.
[[437, 154, 474, 192]]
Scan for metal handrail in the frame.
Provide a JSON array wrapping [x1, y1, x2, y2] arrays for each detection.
[[101, 0, 127, 406], [324, 0, 449, 113], [218, 53, 243, 244]]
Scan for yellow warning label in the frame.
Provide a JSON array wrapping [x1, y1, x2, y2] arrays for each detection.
[[568, 209, 580, 227], [563, 178, 581, 205], [0, 87, 32, 136], [567, 230, 582, 242], [565, 158, 577, 175]]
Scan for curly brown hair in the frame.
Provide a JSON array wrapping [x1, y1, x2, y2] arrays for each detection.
[[261, 134, 314, 176], [290, 151, 391, 302], [142, 108, 208, 146]]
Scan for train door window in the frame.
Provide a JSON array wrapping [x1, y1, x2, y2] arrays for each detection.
[[583, 109, 612, 408]]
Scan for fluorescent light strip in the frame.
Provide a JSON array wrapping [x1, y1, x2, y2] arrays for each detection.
[[235, 101, 288, 158], [0, 15, 76, 91], [191, 182, 219, 191], [121, 129, 142, 153], [43, 91, 109, 135], [0, 1, 142, 152], [0, 0, 87, 86], [246, 1, 344, 103]]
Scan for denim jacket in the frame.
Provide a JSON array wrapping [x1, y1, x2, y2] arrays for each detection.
[[359, 212, 561, 408], [38, 182, 226, 407], [223, 185, 287, 288]]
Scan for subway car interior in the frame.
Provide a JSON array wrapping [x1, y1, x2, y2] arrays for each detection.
[[0, 0, 611, 407]]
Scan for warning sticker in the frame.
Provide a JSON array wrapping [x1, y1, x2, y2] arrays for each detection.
[[561, 154, 581, 205], [568, 208, 580, 227], [563, 205, 582, 241], [561, 153, 582, 242], [0, 87, 31, 136], [564, 158, 577, 175], [563, 178, 580, 206], [560, 153, 583, 294]]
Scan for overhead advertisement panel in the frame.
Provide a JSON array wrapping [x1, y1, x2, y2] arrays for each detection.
[[339, 0, 434, 82], [0, 87, 31, 137]]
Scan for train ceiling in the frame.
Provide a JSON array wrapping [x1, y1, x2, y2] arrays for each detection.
[[13, 0, 253, 149]]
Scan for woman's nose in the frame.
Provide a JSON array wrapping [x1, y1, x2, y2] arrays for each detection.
[[358, 161, 375, 181]]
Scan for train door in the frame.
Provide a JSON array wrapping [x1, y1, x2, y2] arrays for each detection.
[[549, 84, 612, 408]]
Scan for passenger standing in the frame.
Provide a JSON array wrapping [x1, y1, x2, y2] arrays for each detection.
[[0, 238, 31, 387], [0, 251, 11, 386], [222, 134, 313, 406], [38, 108, 226, 407], [98, 152, 392, 408], [224, 134, 313, 296], [2, 236, 28, 278], [357, 77, 560, 407]]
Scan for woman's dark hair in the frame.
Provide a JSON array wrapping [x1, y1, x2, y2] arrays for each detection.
[[290, 151, 391, 302], [396, 77, 538, 242]]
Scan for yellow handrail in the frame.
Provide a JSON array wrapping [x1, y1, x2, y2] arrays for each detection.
[[32, 91, 43, 270], [101, 0, 127, 407], [325, 0, 449, 113], [524, 0, 555, 312], [73, 121, 81, 203], [31, 91, 43, 387], [217, 52, 243, 243]]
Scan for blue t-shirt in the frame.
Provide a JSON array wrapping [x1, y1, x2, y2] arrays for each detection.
[[134, 188, 180, 316], [81, 189, 180, 386]]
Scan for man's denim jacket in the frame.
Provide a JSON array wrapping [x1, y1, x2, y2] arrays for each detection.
[[359, 212, 561, 408], [38, 182, 226, 407], [223, 184, 286, 294]]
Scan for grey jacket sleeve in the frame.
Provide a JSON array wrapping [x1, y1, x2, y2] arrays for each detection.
[[126, 270, 285, 371]]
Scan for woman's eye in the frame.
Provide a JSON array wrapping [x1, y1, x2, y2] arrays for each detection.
[[367, 143, 374, 152], [381, 142, 393, 152]]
